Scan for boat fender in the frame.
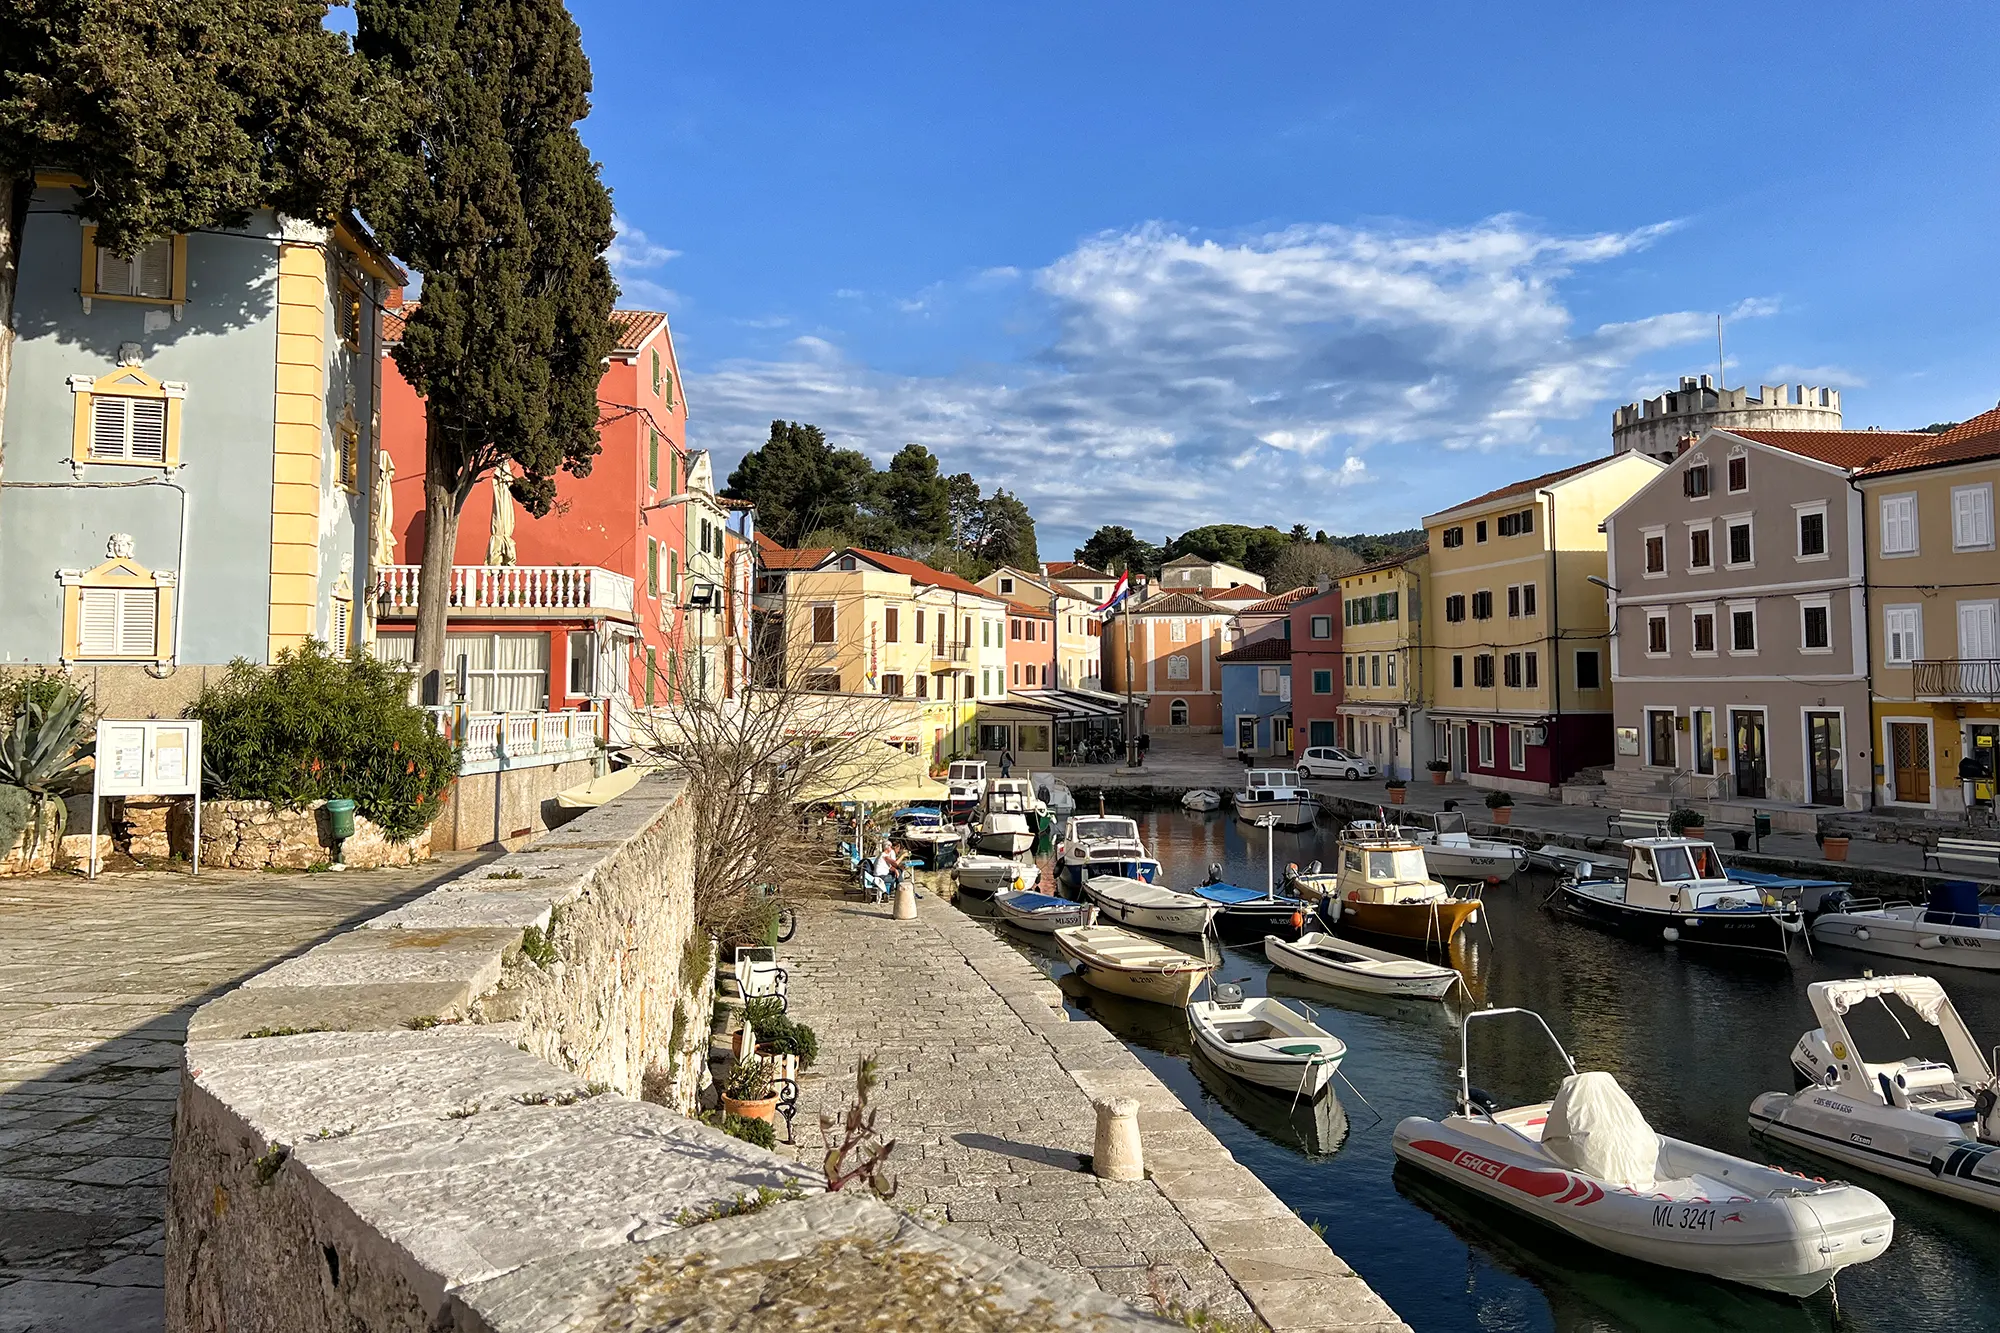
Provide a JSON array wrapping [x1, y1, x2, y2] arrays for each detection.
[[1782, 917, 1804, 933], [1662, 926, 1680, 943], [1855, 927, 1871, 941], [1918, 934, 1944, 949], [1347, 891, 1359, 902]]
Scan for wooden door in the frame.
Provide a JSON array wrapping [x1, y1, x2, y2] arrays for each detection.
[[1890, 723, 1931, 803]]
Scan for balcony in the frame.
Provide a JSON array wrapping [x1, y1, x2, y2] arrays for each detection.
[[375, 565, 635, 619], [1913, 659, 2000, 701], [430, 707, 604, 776], [933, 643, 972, 663]]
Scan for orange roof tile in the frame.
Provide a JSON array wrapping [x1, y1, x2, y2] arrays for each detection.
[[1216, 638, 1292, 663], [1723, 428, 1933, 472], [1005, 600, 1053, 619], [841, 548, 1000, 600], [1205, 585, 1268, 602], [1046, 561, 1112, 581], [1856, 406, 2000, 476], [1434, 457, 1611, 516], [1241, 585, 1319, 615], [757, 541, 830, 571]]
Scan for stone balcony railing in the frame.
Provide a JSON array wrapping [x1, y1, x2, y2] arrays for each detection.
[[428, 707, 604, 776], [375, 564, 636, 618], [1913, 658, 2000, 701]]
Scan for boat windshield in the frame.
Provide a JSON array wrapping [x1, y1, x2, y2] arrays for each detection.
[[1073, 819, 1134, 842], [1653, 846, 1694, 881], [1686, 842, 1723, 880], [949, 764, 983, 782], [1368, 849, 1429, 881]]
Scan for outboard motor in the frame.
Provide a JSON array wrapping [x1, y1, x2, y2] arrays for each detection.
[[1817, 887, 1851, 917], [1213, 982, 1245, 1010], [1459, 1086, 1500, 1117], [1204, 861, 1224, 885], [1977, 1084, 2000, 1145]]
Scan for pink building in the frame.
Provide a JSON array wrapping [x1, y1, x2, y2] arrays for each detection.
[[1102, 592, 1234, 731]]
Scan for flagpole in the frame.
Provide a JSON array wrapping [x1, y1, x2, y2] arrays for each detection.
[[1123, 572, 1139, 768]]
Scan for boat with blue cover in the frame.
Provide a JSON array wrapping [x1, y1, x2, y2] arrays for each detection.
[[1186, 879, 1312, 939], [992, 890, 1098, 933]]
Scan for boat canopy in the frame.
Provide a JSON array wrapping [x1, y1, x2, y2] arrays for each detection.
[[1066, 816, 1140, 844], [1544, 1072, 1660, 1191], [1190, 881, 1288, 905], [1807, 975, 1992, 1098]]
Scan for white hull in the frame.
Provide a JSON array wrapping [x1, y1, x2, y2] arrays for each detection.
[[1421, 844, 1524, 881], [1083, 879, 1220, 936], [1187, 997, 1343, 1096], [1394, 1114, 1892, 1296], [1750, 1094, 2000, 1212], [1054, 927, 1214, 1006], [956, 855, 1032, 894], [976, 829, 1036, 856], [1812, 909, 2000, 970], [1263, 932, 1458, 999], [992, 892, 1098, 934], [1234, 798, 1318, 828]]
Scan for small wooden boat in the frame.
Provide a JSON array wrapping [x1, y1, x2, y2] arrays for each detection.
[[1083, 875, 1221, 936], [1186, 985, 1345, 1096], [993, 890, 1097, 933], [956, 854, 1034, 897], [1264, 931, 1459, 1000], [1186, 880, 1311, 939], [1327, 828, 1483, 947], [1181, 789, 1223, 812], [1054, 925, 1216, 1006]]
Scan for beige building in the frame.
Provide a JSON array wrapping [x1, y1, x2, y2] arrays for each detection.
[[1156, 555, 1266, 594], [979, 566, 1104, 690]]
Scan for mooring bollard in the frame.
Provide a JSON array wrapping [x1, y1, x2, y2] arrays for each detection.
[[1092, 1096, 1143, 1180], [892, 879, 917, 920]]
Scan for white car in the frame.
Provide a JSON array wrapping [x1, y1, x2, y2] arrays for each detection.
[[1297, 746, 1377, 780]]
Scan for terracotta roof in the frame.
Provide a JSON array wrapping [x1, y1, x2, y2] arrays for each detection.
[[1046, 561, 1111, 580], [1046, 579, 1099, 603], [1432, 457, 1612, 517], [1855, 406, 2000, 476], [1216, 638, 1292, 663], [1005, 600, 1052, 619], [1125, 591, 1227, 616], [1242, 586, 1319, 615], [1205, 585, 1268, 603], [382, 306, 406, 342], [840, 548, 999, 600], [1722, 428, 1933, 472], [757, 540, 829, 571], [610, 310, 668, 353], [1344, 543, 1429, 579]]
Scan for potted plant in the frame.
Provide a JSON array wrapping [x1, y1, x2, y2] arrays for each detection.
[[720, 1055, 779, 1123], [1385, 778, 1408, 806], [1668, 808, 1705, 840], [1426, 759, 1451, 786], [746, 997, 818, 1090], [1818, 824, 1851, 862], [1484, 790, 1514, 825]]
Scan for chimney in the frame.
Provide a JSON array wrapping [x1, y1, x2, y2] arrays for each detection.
[[1676, 432, 1699, 456], [1315, 573, 1330, 593]]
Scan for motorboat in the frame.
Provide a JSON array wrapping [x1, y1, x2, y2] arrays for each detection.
[[1081, 875, 1221, 936], [1185, 878, 1312, 940], [1264, 931, 1459, 1000], [1323, 828, 1482, 948], [1281, 860, 1337, 903], [956, 853, 1035, 898], [1234, 768, 1319, 829], [974, 781, 1037, 856], [1054, 924, 1217, 1006], [1402, 810, 1526, 882], [1553, 838, 1804, 958], [1190, 1046, 1349, 1158], [1526, 843, 1601, 876], [899, 823, 964, 871], [945, 760, 987, 820], [1395, 1007, 1894, 1296], [1181, 789, 1223, 813], [1811, 882, 2000, 970], [992, 889, 1097, 933], [1186, 983, 1345, 1097], [1055, 815, 1158, 891], [1749, 974, 2000, 1210], [1031, 771, 1076, 815]]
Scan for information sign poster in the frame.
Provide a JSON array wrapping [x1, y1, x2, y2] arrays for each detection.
[[89, 720, 203, 877]]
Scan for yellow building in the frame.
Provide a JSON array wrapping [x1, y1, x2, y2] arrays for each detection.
[[978, 565, 1105, 691], [784, 548, 1009, 769], [1858, 413, 2000, 814], [1423, 453, 1664, 793], [1335, 547, 1430, 779]]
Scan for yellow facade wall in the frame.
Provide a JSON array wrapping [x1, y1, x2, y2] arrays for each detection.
[[270, 241, 328, 658]]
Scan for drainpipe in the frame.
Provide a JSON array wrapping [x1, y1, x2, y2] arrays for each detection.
[[1847, 471, 1876, 810], [2, 472, 191, 674]]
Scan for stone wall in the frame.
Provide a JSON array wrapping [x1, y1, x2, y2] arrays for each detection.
[[164, 798, 433, 871], [166, 778, 1169, 1332], [428, 756, 600, 852]]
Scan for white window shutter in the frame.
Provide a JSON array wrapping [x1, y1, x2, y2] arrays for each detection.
[[79, 589, 119, 654], [128, 399, 167, 461], [117, 589, 158, 656], [96, 246, 133, 296], [90, 397, 130, 459], [1955, 487, 1992, 549], [136, 240, 173, 298], [331, 600, 351, 655]]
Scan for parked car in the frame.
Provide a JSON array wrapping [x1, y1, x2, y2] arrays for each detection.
[[1298, 746, 1377, 780]]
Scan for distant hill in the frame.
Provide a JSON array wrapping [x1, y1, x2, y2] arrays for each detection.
[[1327, 529, 1425, 562]]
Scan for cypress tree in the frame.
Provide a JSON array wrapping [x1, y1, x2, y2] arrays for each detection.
[[0, 0, 375, 476], [356, 0, 617, 700]]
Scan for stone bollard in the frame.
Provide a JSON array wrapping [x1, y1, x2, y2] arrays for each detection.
[[892, 879, 917, 920], [1092, 1096, 1143, 1180]]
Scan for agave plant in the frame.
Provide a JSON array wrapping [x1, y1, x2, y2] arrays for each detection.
[[0, 684, 92, 864]]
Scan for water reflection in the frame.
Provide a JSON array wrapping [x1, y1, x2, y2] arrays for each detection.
[[958, 805, 2000, 1333]]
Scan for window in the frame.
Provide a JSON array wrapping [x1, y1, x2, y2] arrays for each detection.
[[1509, 724, 1526, 771], [1169, 619, 1186, 642], [1344, 656, 1354, 685], [335, 422, 360, 491], [647, 538, 658, 595], [1376, 591, 1399, 619], [1451, 655, 1464, 688], [915, 675, 928, 698], [1646, 613, 1668, 656], [1730, 605, 1757, 653], [1442, 526, 1464, 548], [71, 369, 185, 468], [1370, 654, 1382, 686], [648, 429, 659, 488], [1643, 530, 1666, 575], [1496, 508, 1535, 537], [1692, 607, 1716, 655], [75, 584, 161, 658], [880, 673, 905, 697], [80, 228, 182, 305], [1313, 669, 1333, 695], [667, 549, 679, 601], [802, 672, 842, 693], [1880, 493, 1918, 555], [651, 348, 662, 394], [646, 647, 658, 706], [1521, 584, 1537, 617], [669, 452, 681, 497], [1166, 653, 1189, 680], [1387, 654, 1398, 686], [1478, 723, 1494, 766], [1310, 614, 1332, 639], [1259, 666, 1281, 695], [336, 277, 364, 349], [1475, 519, 1488, 543], [1953, 484, 1995, 551], [1169, 699, 1189, 726], [1472, 654, 1494, 688], [1507, 585, 1520, 618], [1801, 600, 1831, 652], [811, 603, 835, 643], [1797, 507, 1827, 559], [1684, 464, 1710, 498], [1503, 652, 1523, 686], [885, 607, 899, 642], [1727, 520, 1753, 567], [1688, 526, 1711, 570], [1646, 709, 1677, 768], [1727, 453, 1747, 493], [1471, 590, 1493, 620], [1575, 650, 1601, 690], [999, 576, 1015, 594], [1524, 652, 1538, 687], [1884, 605, 1923, 664], [1445, 594, 1466, 623], [1009, 618, 1021, 641]]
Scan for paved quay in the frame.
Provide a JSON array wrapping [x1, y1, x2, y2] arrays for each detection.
[[0, 858, 480, 1333], [780, 890, 1410, 1333]]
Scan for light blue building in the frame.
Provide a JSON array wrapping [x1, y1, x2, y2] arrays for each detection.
[[1217, 640, 1292, 756]]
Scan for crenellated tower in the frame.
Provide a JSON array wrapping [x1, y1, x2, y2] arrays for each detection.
[[1612, 374, 1841, 460]]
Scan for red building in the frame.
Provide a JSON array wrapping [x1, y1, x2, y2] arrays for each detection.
[[374, 304, 692, 730], [1284, 586, 1347, 751], [1005, 601, 1056, 692]]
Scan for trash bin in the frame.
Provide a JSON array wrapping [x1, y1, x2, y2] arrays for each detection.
[[325, 798, 357, 840], [1753, 812, 1772, 839]]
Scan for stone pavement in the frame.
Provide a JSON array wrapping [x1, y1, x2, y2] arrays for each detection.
[[780, 890, 1408, 1333], [0, 857, 480, 1333]]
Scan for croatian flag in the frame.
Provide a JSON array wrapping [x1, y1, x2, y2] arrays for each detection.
[[1095, 572, 1132, 614]]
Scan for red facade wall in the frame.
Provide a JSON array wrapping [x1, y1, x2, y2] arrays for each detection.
[[1450, 712, 1611, 786], [1006, 606, 1055, 691], [1285, 589, 1345, 750]]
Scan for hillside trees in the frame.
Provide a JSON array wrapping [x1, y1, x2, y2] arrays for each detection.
[[356, 0, 617, 701]]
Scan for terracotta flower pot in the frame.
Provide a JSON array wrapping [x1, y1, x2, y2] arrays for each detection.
[[1821, 836, 1850, 862], [721, 1094, 780, 1123], [1681, 825, 1705, 842], [1431, 771, 1447, 785], [1387, 788, 1407, 805], [1490, 806, 1513, 825]]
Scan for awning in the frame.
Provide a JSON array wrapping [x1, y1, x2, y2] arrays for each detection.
[[555, 765, 654, 809], [796, 745, 947, 806], [1002, 689, 1125, 719]]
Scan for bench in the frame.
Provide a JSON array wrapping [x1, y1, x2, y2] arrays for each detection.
[[1608, 809, 1669, 839], [1926, 838, 2000, 881]]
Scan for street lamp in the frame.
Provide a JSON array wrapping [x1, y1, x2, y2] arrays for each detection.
[[1586, 575, 1620, 595]]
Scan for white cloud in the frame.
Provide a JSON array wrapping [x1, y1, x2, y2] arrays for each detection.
[[608, 214, 680, 309], [695, 216, 1729, 550]]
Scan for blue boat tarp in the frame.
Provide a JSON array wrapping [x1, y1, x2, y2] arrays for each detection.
[[1004, 892, 1074, 912], [891, 806, 944, 824], [1727, 870, 1841, 891], [1190, 881, 1301, 907]]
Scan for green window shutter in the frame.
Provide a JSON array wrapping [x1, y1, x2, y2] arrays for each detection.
[[668, 549, 678, 600], [669, 452, 679, 496], [648, 539, 658, 595], [668, 650, 678, 699], [651, 349, 661, 393], [648, 429, 658, 488], [662, 369, 675, 408], [645, 647, 657, 706]]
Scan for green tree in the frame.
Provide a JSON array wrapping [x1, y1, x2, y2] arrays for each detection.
[[357, 0, 616, 699], [1075, 525, 1159, 576], [944, 471, 984, 550], [874, 444, 951, 550], [0, 0, 378, 475], [725, 421, 879, 547], [973, 489, 1038, 570]]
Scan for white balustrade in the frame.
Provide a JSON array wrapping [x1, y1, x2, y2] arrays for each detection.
[[428, 706, 604, 775], [375, 565, 635, 615]]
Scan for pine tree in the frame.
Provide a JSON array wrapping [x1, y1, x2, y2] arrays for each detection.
[[974, 489, 1039, 571], [0, 0, 376, 475], [356, 0, 616, 699], [875, 444, 952, 550]]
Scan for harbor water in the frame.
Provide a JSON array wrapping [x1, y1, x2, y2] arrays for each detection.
[[962, 805, 2000, 1333]]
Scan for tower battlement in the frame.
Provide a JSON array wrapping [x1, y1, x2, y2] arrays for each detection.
[[1611, 374, 1841, 459]]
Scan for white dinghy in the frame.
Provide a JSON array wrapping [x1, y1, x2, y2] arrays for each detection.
[[1083, 875, 1221, 936], [1055, 925, 1216, 1006], [1186, 983, 1345, 1097], [1811, 882, 2000, 970], [1405, 810, 1526, 882], [992, 890, 1097, 934], [1263, 931, 1459, 1000], [1750, 974, 2000, 1211], [956, 854, 1034, 898], [1181, 789, 1223, 813], [1394, 1007, 1893, 1297]]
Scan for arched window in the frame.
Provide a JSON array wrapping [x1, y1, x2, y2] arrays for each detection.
[[1169, 699, 1189, 727]]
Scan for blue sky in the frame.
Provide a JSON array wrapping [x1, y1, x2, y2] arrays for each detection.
[[572, 0, 2000, 558]]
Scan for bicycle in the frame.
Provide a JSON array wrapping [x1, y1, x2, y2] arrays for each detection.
[[757, 883, 798, 943]]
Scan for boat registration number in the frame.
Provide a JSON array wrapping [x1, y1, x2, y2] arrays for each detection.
[[1653, 1204, 1719, 1231]]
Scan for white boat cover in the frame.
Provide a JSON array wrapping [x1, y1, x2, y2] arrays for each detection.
[[1822, 973, 1948, 1023], [1543, 1072, 1659, 1191]]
